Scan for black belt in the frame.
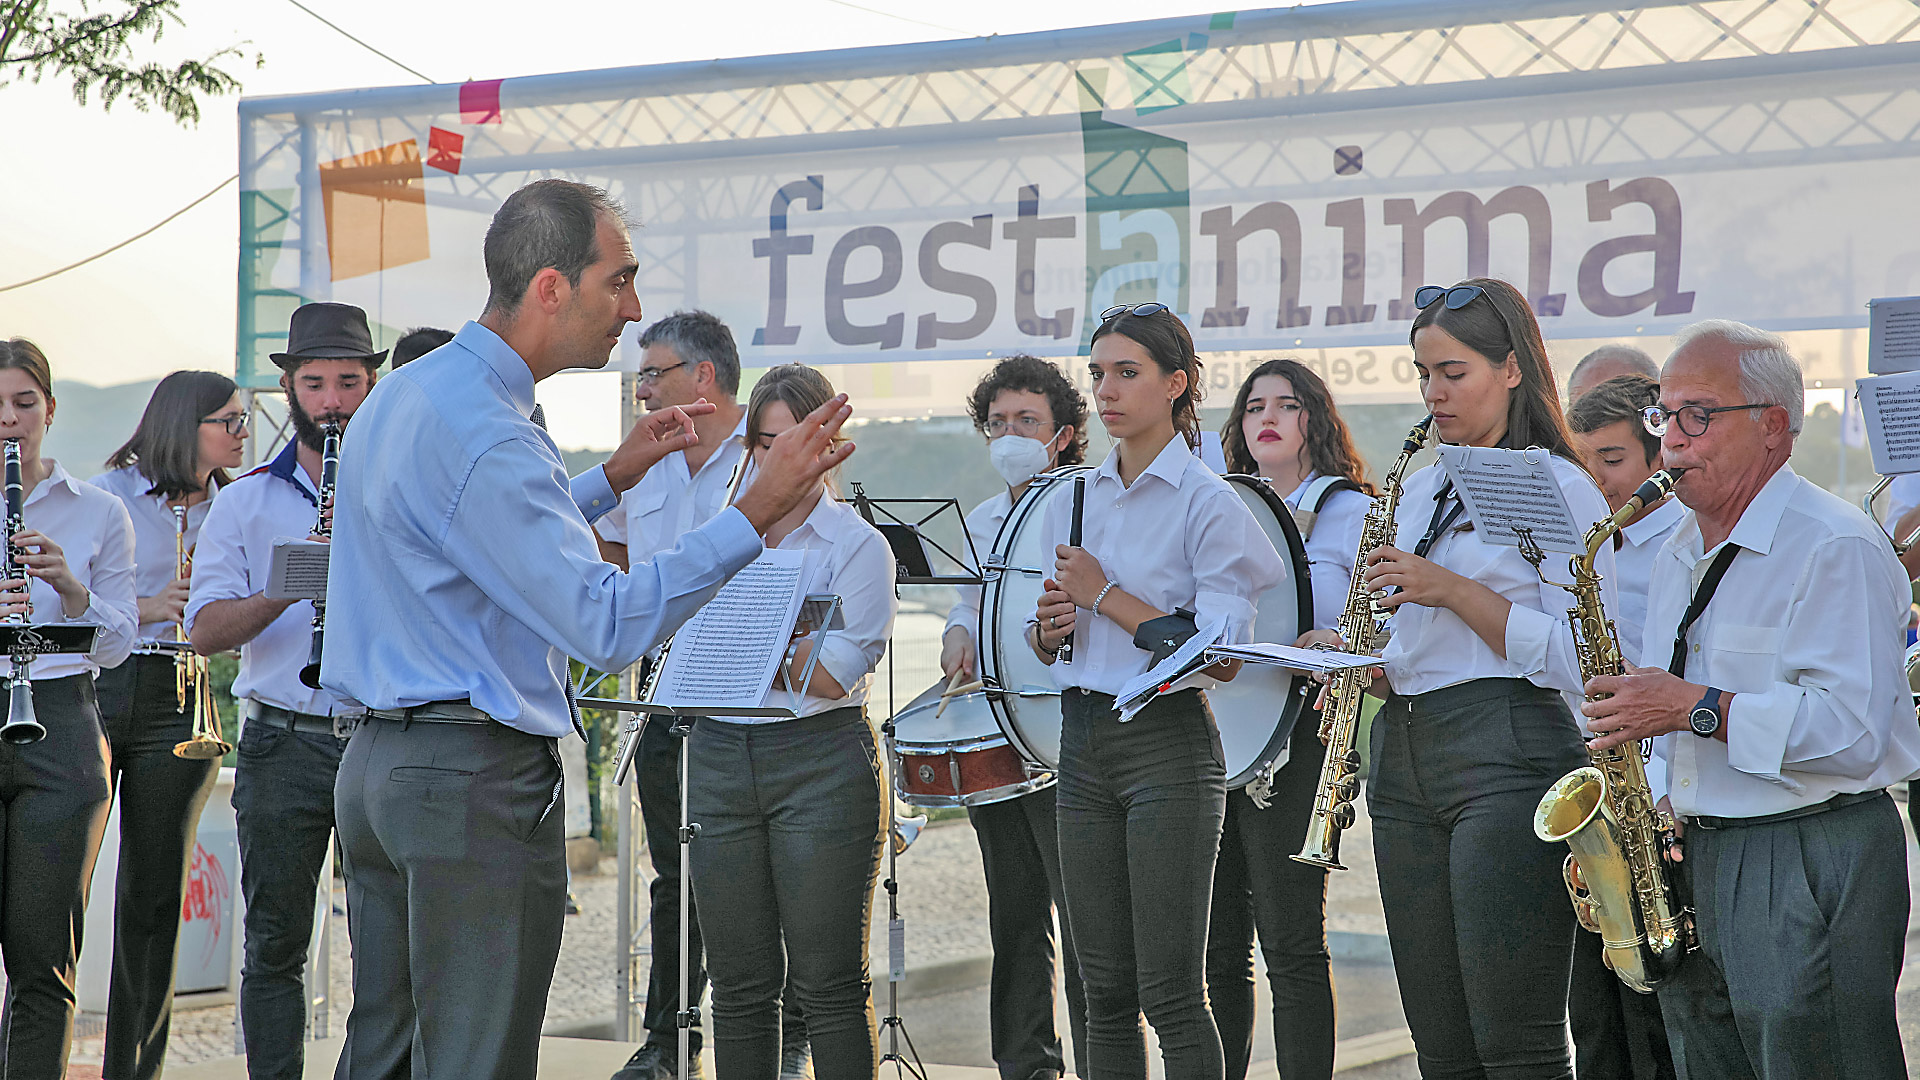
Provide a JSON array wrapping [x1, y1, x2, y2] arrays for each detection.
[[251, 702, 352, 739], [1687, 788, 1885, 831], [362, 700, 494, 726]]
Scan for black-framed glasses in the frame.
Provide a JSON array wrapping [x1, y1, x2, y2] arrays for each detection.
[[1099, 303, 1169, 323], [200, 414, 250, 437], [1414, 284, 1485, 311], [1641, 403, 1778, 438], [985, 417, 1054, 438], [637, 361, 688, 385]]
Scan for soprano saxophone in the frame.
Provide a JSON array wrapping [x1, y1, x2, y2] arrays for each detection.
[[1530, 470, 1692, 993], [1291, 416, 1432, 871]]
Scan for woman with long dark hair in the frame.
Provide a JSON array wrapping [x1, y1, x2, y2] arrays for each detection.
[[685, 364, 898, 1080], [0, 338, 138, 1078], [1209, 358, 1374, 1080], [1306, 278, 1613, 1079], [1031, 304, 1285, 1079], [90, 370, 247, 1079]]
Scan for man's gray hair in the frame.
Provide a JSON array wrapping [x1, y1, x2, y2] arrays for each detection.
[[483, 179, 634, 317], [1668, 319, 1804, 434], [639, 310, 742, 395]]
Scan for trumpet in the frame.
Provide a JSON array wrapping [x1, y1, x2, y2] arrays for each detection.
[[171, 505, 231, 760], [0, 439, 41, 745], [297, 423, 340, 690]]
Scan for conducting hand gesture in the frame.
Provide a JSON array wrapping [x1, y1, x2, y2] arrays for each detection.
[[734, 394, 856, 534]]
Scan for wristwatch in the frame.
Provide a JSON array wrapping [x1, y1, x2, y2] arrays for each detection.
[[1689, 686, 1725, 739]]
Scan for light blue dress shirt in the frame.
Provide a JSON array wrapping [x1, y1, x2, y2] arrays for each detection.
[[321, 321, 765, 737]]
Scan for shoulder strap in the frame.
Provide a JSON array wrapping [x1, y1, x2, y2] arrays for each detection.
[[1289, 476, 1362, 540], [1667, 544, 1742, 677]]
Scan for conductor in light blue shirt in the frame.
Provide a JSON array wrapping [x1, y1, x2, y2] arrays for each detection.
[[321, 178, 855, 1080]]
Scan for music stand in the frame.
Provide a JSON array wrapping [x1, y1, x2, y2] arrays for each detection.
[[584, 593, 841, 1080]]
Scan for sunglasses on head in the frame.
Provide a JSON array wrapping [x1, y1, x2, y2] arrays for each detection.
[[1414, 285, 1485, 311], [1099, 303, 1169, 323]]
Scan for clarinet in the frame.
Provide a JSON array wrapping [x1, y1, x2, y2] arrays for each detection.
[[298, 423, 341, 690], [0, 439, 43, 744]]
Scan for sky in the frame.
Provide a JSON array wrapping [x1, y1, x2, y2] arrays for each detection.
[[0, 0, 1328, 448]]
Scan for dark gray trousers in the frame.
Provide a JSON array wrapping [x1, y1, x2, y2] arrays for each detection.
[[332, 716, 566, 1080], [1569, 918, 1675, 1080], [1658, 791, 1908, 1080], [686, 708, 882, 1080], [968, 786, 1087, 1079], [1055, 688, 1225, 1080], [1368, 679, 1587, 1080]]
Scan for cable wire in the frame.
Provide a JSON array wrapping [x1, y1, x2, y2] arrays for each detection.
[[282, 0, 436, 83], [0, 174, 237, 293]]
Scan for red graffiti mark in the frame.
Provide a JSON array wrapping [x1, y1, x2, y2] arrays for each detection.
[[180, 842, 231, 965]]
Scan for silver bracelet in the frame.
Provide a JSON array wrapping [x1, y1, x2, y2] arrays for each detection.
[[1092, 582, 1117, 618]]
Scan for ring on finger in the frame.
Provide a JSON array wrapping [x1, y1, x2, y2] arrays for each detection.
[[1048, 616, 1056, 628]]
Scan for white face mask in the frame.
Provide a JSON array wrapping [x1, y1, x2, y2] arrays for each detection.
[[990, 434, 1055, 487]]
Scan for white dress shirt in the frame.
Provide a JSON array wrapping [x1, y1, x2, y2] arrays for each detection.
[[732, 491, 897, 721], [89, 464, 217, 647], [1279, 472, 1370, 632], [1884, 472, 1920, 526], [1042, 437, 1286, 696], [1610, 495, 1686, 668], [184, 443, 345, 717], [943, 490, 1013, 653], [1382, 454, 1617, 706], [19, 462, 138, 679], [1640, 464, 1920, 819], [595, 413, 749, 563]]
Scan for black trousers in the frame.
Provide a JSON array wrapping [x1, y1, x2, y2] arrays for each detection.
[[232, 708, 346, 1080], [333, 716, 566, 1080], [1368, 679, 1586, 1080], [0, 675, 112, 1080], [1568, 922, 1675, 1080], [1055, 688, 1225, 1080], [1657, 792, 1908, 1080], [1206, 730, 1334, 1080], [967, 786, 1087, 1079], [686, 708, 882, 1080], [92, 655, 222, 1080]]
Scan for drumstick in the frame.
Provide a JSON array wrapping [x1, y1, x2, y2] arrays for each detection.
[[1060, 474, 1085, 663], [935, 672, 983, 718]]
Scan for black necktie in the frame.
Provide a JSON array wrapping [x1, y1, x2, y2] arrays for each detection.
[[529, 405, 586, 741]]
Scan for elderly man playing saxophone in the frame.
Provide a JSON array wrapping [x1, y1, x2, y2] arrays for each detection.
[[1580, 319, 1920, 1080]]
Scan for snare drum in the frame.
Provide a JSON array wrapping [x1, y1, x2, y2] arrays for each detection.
[[978, 468, 1314, 788], [888, 679, 1053, 808]]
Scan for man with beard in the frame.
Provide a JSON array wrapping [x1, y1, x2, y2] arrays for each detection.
[[187, 302, 383, 1080]]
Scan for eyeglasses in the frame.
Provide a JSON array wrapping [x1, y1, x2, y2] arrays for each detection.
[[1641, 403, 1778, 438], [1099, 303, 1169, 323], [985, 418, 1053, 438], [1414, 284, 1485, 311], [200, 414, 250, 437], [637, 361, 688, 385]]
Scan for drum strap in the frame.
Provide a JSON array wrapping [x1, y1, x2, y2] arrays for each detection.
[[1289, 476, 1363, 541]]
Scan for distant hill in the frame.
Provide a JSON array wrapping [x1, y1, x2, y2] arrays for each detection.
[[53, 378, 159, 480]]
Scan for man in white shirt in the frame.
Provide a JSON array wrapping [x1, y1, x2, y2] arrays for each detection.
[[1583, 319, 1920, 1080], [599, 311, 749, 1080], [1565, 370, 1679, 1080]]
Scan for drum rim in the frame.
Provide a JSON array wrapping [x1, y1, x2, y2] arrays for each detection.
[[1216, 473, 1318, 788], [979, 465, 1094, 769], [894, 771, 1058, 809]]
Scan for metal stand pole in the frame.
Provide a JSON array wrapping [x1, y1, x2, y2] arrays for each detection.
[[675, 717, 701, 1080], [877, 643, 926, 1079]]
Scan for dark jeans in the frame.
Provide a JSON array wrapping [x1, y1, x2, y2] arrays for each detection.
[[1368, 679, 1588, 1080], [686, 708, 882, 1080], [94, 655, 222, 1080], [1055, 688, 1225, 1080], [333, 716, 567, 1080], [968, 786, 1087, 1079], [1657, 792, 1908, 1080], [1207, 729, 1334, 1080], [637, 714, 708, 1052], [0, 675, 112, 1080], [1569, 923, 1675, 1080], [232, 709, 346, 1080]]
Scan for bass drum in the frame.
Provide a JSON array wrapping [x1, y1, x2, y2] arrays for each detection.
[[980, 468, 1315, 788]]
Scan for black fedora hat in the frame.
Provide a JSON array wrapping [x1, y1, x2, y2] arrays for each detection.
[[270, 302, 390, 370]]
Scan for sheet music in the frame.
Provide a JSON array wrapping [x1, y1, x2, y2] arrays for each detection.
[[266, 538, 330, 600], [1115, 616, 1229, 721], [1435, 445, 1584, 555], [1869, 295, 1920, 374], [1857, 369, 1920, 474], [1206, 641, 1383, 673], [651, 548, 807, 714]]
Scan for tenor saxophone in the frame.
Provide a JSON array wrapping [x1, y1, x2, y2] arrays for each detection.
[[1291, 416, 1432, 871], [1531, 470, 1692, 993]]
